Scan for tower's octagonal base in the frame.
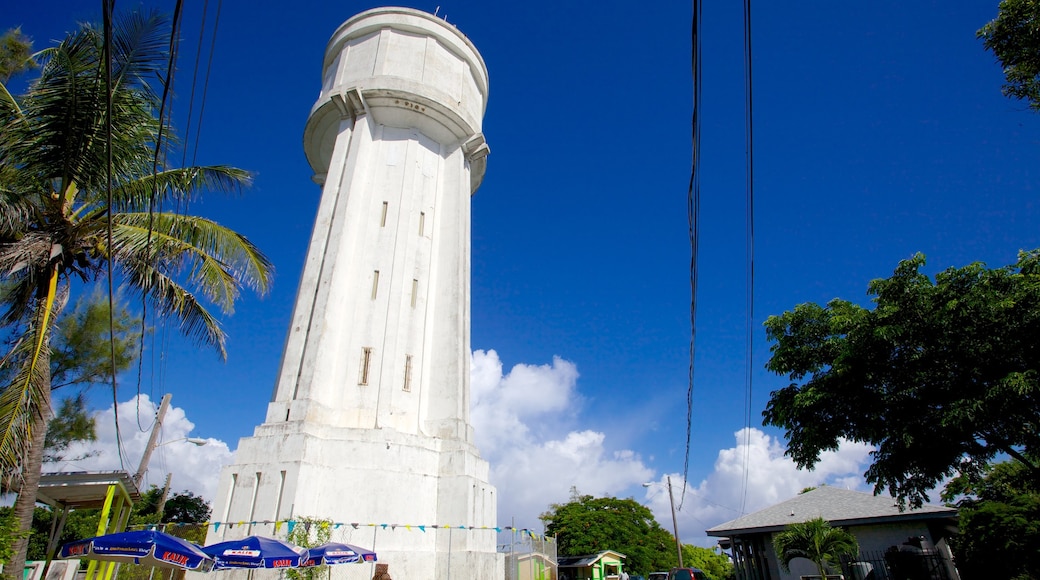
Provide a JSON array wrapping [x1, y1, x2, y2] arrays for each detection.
[[206, 422, 501, 579]]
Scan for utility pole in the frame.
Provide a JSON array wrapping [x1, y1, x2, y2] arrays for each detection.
[[156, 473, 173, 518], [133, 394, 172, 488], [668, 476, 683, 568]]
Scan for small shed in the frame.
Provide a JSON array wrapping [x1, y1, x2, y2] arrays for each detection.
[[707, 486, 959, 580], [558, 550, 626, 580]]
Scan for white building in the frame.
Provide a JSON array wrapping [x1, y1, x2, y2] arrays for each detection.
[[206, 7, 499, 579]]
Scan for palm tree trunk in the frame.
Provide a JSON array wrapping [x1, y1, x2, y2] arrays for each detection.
[[4, 292, 56, 580], [5, 391, 51, 580]]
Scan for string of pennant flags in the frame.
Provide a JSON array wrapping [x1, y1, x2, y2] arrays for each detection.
[[129, 521, 551, 541]]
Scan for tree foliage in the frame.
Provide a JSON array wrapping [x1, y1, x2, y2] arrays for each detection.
[[0, 28, 36, 84], [541, 492, 678, 576], [0, 12, 272, 577], [772, 517, 858, 578], [943, 458, 1040, 579], [978, 0, 1040, 111], [133, 486, 212, 526], [285, 516, 332, 580], [680, 545, 733, 580], [49, 290, 141, 391], [42, 393, 96, 464], [764, 251, 1040, 508]]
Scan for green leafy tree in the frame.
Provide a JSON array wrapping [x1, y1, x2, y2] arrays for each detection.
[[132, 486, 211, 525], [942, 458, 1040, 579], [49, 290, 141, 391], [0, 27, 36, 84], [541, 492, 677, 576], [978, 0, 1040, 111], [680, 545, 733, 580], [286, 516, 332, 580], [42, 393, 97, 464], [763, 251, 1040, 508], [0, 12, 272, 577], [772, 518, 858, 578], [0, 509, 27, 565]]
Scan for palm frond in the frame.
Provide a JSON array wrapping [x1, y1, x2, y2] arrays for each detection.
[[119, 261, 227, 359], [100, 165, 253, 213], [107, 10, 169, 97], [109, 212, 273, 305]]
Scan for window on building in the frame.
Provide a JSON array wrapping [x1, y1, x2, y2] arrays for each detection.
[[381, 201, 388, 227], [371, 270, 380, 300], [360, 347, 373, 385], [404, 355, 413, 391]]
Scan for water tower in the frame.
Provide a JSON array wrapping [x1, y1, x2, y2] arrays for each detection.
[[207, 7, 499, 578]]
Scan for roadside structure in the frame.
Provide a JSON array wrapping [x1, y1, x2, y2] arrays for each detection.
[[558, 551, 627, 580], [206, 7, 498, 579], [707, 486, 960, 580]]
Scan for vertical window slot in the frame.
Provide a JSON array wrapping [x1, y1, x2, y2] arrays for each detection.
[[411, 279, 419, 308], [381, 201, 388, 227], [371, 270, 380, 300], [419, 212, 425, 236], [404, 355, 413, 391], [360, 347, 373, 385]]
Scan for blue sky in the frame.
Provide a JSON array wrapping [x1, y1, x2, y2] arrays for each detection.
[[7, 0, 1040, 547]]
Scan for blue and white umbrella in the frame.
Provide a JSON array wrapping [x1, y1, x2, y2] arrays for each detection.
[[300, 542, 377, 567], [201, 535, 306, 569], [59, 529, 215, 572]]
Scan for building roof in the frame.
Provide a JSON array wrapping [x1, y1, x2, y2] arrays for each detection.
[[558, 551, 626, 568], [706, 486, 957, 537], [31, 471, 141, 509]]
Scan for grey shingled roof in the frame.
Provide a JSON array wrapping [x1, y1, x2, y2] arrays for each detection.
[[705, 486, 957, 537]]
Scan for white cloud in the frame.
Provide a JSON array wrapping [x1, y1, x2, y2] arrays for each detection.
[[45, 394, 234, 503], [471, 350, 653, 530], [642, 427, 874, 547], [41, 353, 875, 547]]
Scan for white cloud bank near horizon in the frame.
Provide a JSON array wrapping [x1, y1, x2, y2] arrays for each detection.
[[45, 394, 234, 502], [50, 350, 872, 542]]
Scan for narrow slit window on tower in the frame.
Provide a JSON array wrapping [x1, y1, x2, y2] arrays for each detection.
[[371, 270, 380, 300], [380, 201, 388, 227], [418, 212, 425, 236], [403, 355, 412, 391], [411, 279, 419, 308], [359, 347, 373, 385]]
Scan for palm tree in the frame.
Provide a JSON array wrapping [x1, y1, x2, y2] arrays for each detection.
[[0, 11, 272, 576], [773, 517, 859, 579]]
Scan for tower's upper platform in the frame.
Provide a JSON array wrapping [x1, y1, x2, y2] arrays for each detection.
[[304, 7, 490, 185]]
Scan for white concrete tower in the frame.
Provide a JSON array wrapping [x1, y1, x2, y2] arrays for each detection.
[[207, 7, 498, 579]]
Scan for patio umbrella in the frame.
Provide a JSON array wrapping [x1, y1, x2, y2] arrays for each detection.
[[59, 529, 215, 572], [201, 535, 306, 569], [300, 542, 377, 567]]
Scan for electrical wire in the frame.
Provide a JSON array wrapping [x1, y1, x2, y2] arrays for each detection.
[[738, 0, 756, 516], [680, 0, 703, 511], [101, 0, 126, 473], [190, 0, 224, 168], [136, 0, 185, 428]]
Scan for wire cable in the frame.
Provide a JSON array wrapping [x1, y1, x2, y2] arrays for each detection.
[[680, 0, 703, 511], [136, 0, 185, 429], [190, 0, 224, 168], [738, 0, 756, 516], [101, 0, 127, 472]]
